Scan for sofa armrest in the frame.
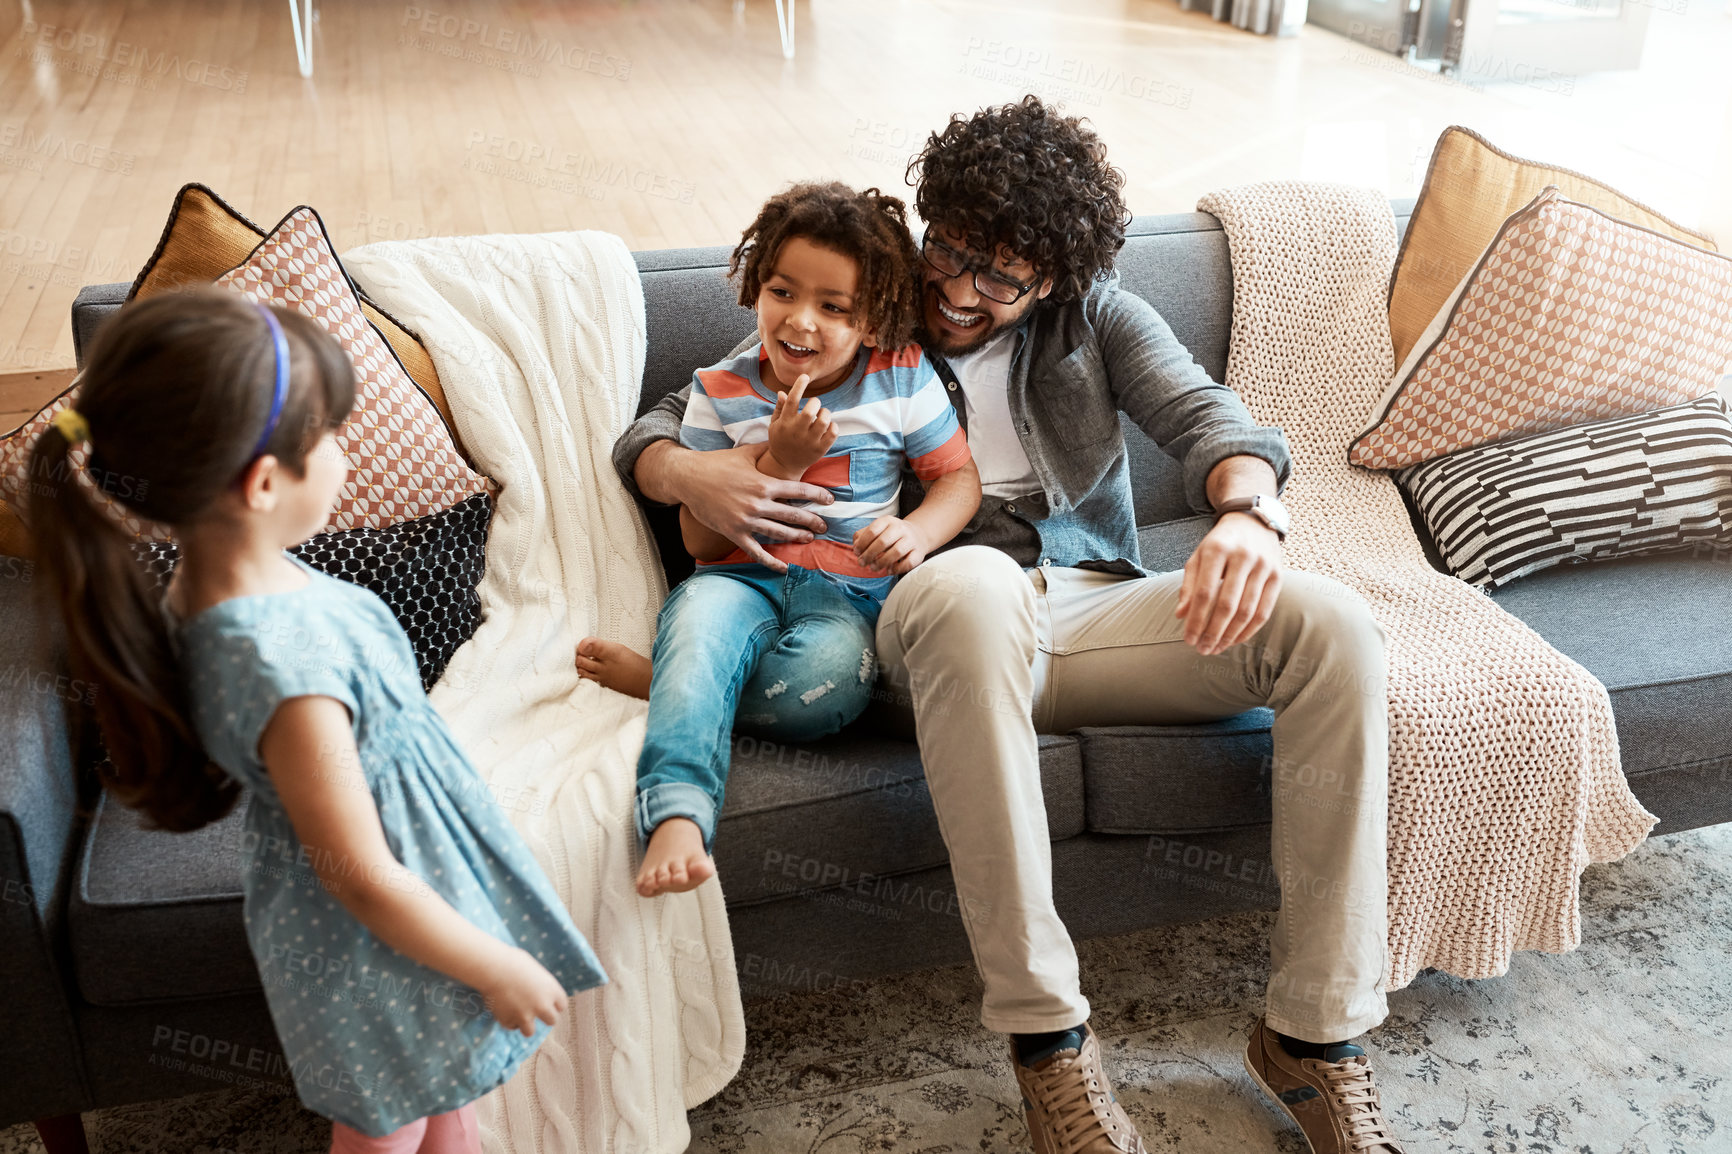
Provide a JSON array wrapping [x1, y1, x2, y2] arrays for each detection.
[[72, 282, 131, 369], [0, 563, 92, 1123]]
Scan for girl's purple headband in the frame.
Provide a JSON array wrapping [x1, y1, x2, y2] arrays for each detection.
[[250, 303, 291, 460]]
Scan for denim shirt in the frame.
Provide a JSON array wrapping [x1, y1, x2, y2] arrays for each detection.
[[612, 274, 1292, 575]]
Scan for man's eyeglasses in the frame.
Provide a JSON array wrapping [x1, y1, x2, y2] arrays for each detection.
[[920, 234, 1041, 306]]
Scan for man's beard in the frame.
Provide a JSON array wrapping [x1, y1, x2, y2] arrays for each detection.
[[917, 281, 1011, 359]]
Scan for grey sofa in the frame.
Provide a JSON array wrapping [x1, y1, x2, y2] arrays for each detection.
[[6, 201, 1731, 1150]]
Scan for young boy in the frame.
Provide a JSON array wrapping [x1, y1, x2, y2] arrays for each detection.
[[579, 182, 981, 898]]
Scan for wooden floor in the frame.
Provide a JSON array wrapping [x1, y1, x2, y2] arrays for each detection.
[[1, 0, 1726, 416]]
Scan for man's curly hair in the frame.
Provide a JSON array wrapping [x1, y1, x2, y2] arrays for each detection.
[[729, 182, 923, 351], [907, 95, 1130, 305]]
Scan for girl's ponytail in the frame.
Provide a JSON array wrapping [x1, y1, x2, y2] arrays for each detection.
[[26, 288, 354, 832], [28, 424, 236, 831]]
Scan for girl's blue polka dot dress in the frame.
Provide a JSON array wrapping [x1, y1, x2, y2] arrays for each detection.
[[171, 554, 606, 1138]]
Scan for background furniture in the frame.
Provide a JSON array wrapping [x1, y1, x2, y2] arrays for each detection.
[[6, 200, 1730, 1150]]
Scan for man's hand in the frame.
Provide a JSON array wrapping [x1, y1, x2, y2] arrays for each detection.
[[1175, 512, 1284, 655], [854, 515, 930, 575], [657, 440, 833, 573], [764, 374, 838, 480]]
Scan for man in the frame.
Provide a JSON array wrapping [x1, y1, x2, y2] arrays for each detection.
[[611, 96, 1403, 1154]]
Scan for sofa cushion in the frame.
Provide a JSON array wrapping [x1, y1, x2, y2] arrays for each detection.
[[715, 731, 1084, 907], [1487, 553, 1732, 794], [68, 791, 256, 1006], [1077, 711, 1275, 835], [67, 729, 1085, 1002]]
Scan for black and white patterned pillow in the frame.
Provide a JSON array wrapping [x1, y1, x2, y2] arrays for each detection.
[[138, 492, 492, 689], [1396, 394, 1732, 588]]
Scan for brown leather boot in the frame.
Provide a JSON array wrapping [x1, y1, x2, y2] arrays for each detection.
[[1243, 1017, 1407, 1153], [1011, 1028, 1146, 1153]]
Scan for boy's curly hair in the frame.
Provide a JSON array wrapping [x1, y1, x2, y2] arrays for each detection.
[[907, 95, 1130, 305], [729, 181, 923, 352]]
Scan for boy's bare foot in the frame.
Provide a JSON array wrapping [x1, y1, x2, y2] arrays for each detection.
[[636, 818, 715, 897], [576, 637, 653, 700]]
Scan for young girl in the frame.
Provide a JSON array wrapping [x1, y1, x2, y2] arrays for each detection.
[[578, 182, 981, 899], [30, 288, 605, 1152]]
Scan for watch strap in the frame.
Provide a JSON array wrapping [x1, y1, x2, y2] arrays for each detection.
[[1213, 496, 1286, 541]]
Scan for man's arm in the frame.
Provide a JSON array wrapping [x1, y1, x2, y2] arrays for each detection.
[[1091, 287, 1288, 655], [1092, 286, 1292, 514], [611, 384, 692, 504], [1175, 453, 1283, 653]]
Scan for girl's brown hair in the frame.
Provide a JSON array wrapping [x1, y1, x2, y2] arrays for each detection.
[[728, 181, 923, 352], [28, 288, 355, 831]]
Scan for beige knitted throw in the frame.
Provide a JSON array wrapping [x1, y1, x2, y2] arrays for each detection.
[[1196, 182, 1658, 987]]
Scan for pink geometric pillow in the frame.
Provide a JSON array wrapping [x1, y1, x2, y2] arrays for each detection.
[[216, 207, 492, 532], [0, 206, 490, 545], [1351, 187, 1732, 471]]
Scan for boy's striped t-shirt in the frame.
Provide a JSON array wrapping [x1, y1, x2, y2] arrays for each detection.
[[680, 342, 971, 598]]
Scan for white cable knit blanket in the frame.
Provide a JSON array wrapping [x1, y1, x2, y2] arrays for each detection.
[[1196, 183, 1659, 987], [342, 231, 744, 1153]]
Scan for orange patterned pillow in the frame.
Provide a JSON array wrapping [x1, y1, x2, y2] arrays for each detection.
[[1351, 188, 1732, 471], [215, 207, 492, 532], [0, 207, 491, 549]]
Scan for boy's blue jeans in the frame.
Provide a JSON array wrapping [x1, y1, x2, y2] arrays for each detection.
[[635, 564, 879, 852]]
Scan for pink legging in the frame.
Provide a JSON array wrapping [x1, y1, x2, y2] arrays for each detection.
[[330, 1104, 479, 1153]]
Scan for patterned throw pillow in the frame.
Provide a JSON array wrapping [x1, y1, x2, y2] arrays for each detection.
[[1352, 188, 1732, 471], [137, 492, 493, 689], [1388, 127, 1716, 367], [0, 203, 491, 553], [127, 182, 462, 451], [1395, 394, 1732, 588], [216, 207, 493, 533]]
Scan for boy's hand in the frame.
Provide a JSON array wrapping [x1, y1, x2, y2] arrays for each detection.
[[765, 374, 838, 480], [854, 516, 930, 575]]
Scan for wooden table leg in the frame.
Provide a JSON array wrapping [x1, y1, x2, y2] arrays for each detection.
[[32, 1114, 91, 1154]]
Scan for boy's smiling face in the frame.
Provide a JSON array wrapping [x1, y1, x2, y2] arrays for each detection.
[[757, 235, 875, 394]]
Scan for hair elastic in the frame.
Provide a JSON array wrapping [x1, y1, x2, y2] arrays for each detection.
[[51, 406, 91, 446], [250, 303, 291, 459]]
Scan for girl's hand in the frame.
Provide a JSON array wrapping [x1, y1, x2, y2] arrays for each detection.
[[765, 374, 838, 479], [480, 948, 569, 1037], [853, 516, 929, 574]]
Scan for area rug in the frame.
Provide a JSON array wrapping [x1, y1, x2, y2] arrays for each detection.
[[5, 823, 1725, 1153]]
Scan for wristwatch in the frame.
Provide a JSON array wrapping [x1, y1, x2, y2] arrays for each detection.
[[1213, 495, 1290, 542]]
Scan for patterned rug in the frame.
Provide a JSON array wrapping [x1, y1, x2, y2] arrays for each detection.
[[6, 825, 1727, 1153]]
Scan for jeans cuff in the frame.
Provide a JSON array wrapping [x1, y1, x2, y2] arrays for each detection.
[[635, 782, 719, 854]]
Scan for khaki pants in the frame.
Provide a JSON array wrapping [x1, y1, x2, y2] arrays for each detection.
[[873, 546, 1390, 1042]]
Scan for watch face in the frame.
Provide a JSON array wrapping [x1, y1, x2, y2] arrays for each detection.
[[1255, 496, 1291, 537]]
